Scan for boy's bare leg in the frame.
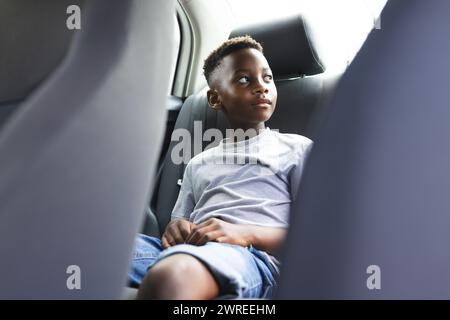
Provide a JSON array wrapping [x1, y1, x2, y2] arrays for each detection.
[[136, 254, 220, 300]]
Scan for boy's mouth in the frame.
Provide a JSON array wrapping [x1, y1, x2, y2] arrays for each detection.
[[252, 98, 272, 108]]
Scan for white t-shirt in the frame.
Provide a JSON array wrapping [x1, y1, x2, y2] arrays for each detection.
[[171, 128, 313, 228]]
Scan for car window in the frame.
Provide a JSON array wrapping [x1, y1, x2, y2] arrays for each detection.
[[168, 14, 181, 94]]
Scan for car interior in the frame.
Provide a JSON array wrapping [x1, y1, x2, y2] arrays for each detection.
[[278, 0, 450, 299], [148, 12, 337, 239], [0, 0, 175, 299], [1, 0, 449, 299]]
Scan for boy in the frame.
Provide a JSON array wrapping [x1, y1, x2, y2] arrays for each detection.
[[129, 36, 312, 299]]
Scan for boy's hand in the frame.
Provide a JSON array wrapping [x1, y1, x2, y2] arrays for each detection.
[[185, 218, 251, 247], [161, 218, 195, 249]]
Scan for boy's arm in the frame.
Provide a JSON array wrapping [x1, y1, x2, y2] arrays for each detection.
[[185, 218, 287, 255], [243, 224, 288, 255]]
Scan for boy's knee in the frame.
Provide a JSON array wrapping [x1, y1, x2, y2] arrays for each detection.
[[137, 254, 213, 300]]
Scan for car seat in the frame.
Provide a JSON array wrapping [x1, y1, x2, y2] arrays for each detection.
[[278, 0, 450, 299], [0, 0, 175, 299]]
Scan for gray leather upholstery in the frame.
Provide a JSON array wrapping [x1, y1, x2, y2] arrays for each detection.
[[0, 0, 175, 299], [278, 0, 450, 299], [0, 0, 82, 102], [0, 0, 83, 128], [152, 15, 330, 234]]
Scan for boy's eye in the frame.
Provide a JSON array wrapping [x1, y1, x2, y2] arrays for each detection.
[[264, 74, 273, 81], [238, 76, 250, 84]]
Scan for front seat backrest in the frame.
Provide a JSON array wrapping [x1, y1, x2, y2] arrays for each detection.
[[278, 0, 450, 299], [0, 0, 175, 299], [0, 0, 81, 128]]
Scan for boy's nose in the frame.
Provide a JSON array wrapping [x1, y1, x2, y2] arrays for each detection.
[[253, 80, 269, 94]]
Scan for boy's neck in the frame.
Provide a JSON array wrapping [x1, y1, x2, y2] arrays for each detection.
[[227, 122, 266, 142], [230, 122, 265, 133]]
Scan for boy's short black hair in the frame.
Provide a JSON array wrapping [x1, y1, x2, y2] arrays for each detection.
[[203, 35, 263, 85]]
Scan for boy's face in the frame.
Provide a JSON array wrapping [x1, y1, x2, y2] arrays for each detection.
[[207, 48, 277, 130]]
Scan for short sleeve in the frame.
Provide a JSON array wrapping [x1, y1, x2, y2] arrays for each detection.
[[170, 163, 196, 221], [289, 140, 313, 202]]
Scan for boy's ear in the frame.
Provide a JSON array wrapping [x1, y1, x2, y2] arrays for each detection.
[[207, 89, 222, 110]]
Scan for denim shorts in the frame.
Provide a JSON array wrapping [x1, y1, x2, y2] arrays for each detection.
[[129, 234, 279, 298]]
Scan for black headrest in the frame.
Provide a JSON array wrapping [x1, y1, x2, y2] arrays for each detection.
[[0, 0, 84, 103], [230, 15, 325, 79]]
